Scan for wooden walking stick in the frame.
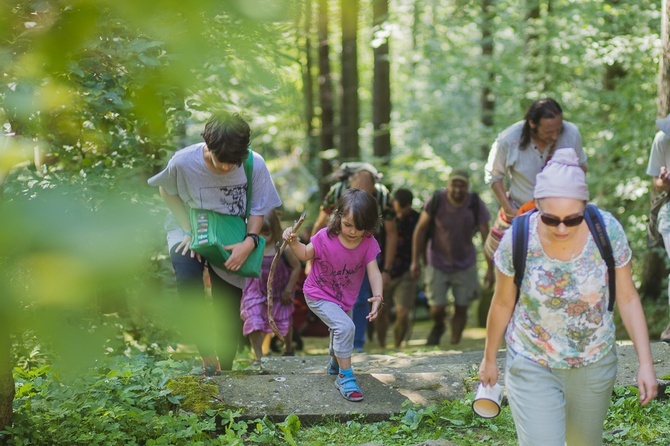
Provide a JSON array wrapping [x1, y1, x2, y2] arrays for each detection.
[[267, 213, 306, 343]]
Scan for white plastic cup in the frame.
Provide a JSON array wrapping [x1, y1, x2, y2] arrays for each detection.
[[472, 383, 503, 418]]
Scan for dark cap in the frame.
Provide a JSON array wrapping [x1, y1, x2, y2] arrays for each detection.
[[449, 169, 470, 185]]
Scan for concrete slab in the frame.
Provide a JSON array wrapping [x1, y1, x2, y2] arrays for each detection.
[[216, 373, 407, 423], [210, 342, 670, 423]]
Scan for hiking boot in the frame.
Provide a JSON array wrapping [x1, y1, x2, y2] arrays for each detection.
[[426, 324, 445, 346], [661, 323, 670, 343]]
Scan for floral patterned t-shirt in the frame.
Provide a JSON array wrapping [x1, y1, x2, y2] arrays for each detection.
[[494, 209, 631, 369]]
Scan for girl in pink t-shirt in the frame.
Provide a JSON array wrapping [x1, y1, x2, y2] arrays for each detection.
[[283, 188, 384, 402]]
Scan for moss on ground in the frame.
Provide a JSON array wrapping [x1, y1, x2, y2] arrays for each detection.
[[166, 376, 229, 413]]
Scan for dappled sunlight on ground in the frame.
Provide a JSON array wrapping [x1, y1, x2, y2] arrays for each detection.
[[299, 319, 488, 357]]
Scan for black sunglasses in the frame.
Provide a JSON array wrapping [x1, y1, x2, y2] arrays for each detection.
[[539, 213, 585, 227]]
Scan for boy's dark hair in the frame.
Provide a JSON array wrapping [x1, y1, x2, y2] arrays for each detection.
[[327, 188, 380, 237], [201, 112, 251, 165], [393, 188, 413, 208], [520, 98, 563, 149]]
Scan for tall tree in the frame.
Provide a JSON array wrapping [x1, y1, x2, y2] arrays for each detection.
[[372, 0, 391, 166], [0, 262, 13, 433], [301, 0, 318, 164], [318, 0, 335, 191], [480, 0, 495, 160], [658, 0, 670, 117], [411, 1, 420, 54], [602, 0, 627, 92], [340, 0, 360, 160], [641, 0, 670, 300], [523, 0, 543, 97]]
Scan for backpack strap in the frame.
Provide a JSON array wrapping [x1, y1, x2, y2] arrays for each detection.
[[333, 181, 347, 204], [375, 183, 389, 218], [512, 205, 616, 312], [583, 204, 616, 311], [243, 151, 254, 219], [512, 211, 532, 303], [429, 189, 442, 217], [469, 191, 480, 229]]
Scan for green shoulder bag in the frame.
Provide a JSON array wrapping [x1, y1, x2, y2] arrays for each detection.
[[188, 152, 265, 278]]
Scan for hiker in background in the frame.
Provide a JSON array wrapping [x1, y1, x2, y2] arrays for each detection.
[[310, 163, 397, 352], [148, 112, 281, 375], [483, 98, 586, 260], [240, 209, 301, 367], [283, 188, 384, 402], [479, 148, 657, 445], [410, 169, 493, 346], [646, 113, 670, 342], [375, 188, 420, 348]]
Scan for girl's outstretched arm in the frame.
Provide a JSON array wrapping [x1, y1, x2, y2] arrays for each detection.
[[282, 227, 314, 262]]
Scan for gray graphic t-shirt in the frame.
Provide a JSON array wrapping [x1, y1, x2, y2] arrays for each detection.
[[148, 143, 282, 287]]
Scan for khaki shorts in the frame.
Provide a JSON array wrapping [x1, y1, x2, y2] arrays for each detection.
[[384, 271, 416, 310], [425, 263, 480, 308]]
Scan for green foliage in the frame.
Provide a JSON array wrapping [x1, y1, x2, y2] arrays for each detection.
[[296, 399, 517, 445], [5, 353, 222, 445], [1, 0, 669, 443], [5, 338, 302, 445], [4, 340, 670, 446], [604, 386, 670, 444], [1, 0, 305, 199]]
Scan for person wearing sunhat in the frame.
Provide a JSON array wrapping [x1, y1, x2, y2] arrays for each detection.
[[411, 169, 493, 346], [480, 147, 657, 445], [646, 113, 670, 342]]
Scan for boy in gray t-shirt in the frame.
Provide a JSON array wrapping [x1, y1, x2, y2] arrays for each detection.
[[148, 112, 281, 375]]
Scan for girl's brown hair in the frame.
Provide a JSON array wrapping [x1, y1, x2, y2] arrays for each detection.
[[327, 188, 380, 237], [261, 208, 283, 245]]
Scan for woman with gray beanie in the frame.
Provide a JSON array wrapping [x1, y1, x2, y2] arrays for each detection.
[[479, 147, 657, 445]]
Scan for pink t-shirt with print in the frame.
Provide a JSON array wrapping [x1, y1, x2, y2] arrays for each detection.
[[304, 228, 381, 311]]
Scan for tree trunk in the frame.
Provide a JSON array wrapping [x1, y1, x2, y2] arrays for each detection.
[[602, 0, 626, 92], [544, 0, 553, 91], [318, 0, 334, 192], [523, 0, 542, 98], [641, 0, 670, 300], [480, 0, 495, 160], [411, 1, 420, 54], [372, 0, 391, 167], [659, 0, 670, 116], [301, 0, 318, 168], [340, 0, 359, 161], [0, 161, 14, 434], [0, 319, 13, 436]]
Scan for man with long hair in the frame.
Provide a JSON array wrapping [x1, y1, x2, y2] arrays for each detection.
[[483, 98, 586, 260]]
